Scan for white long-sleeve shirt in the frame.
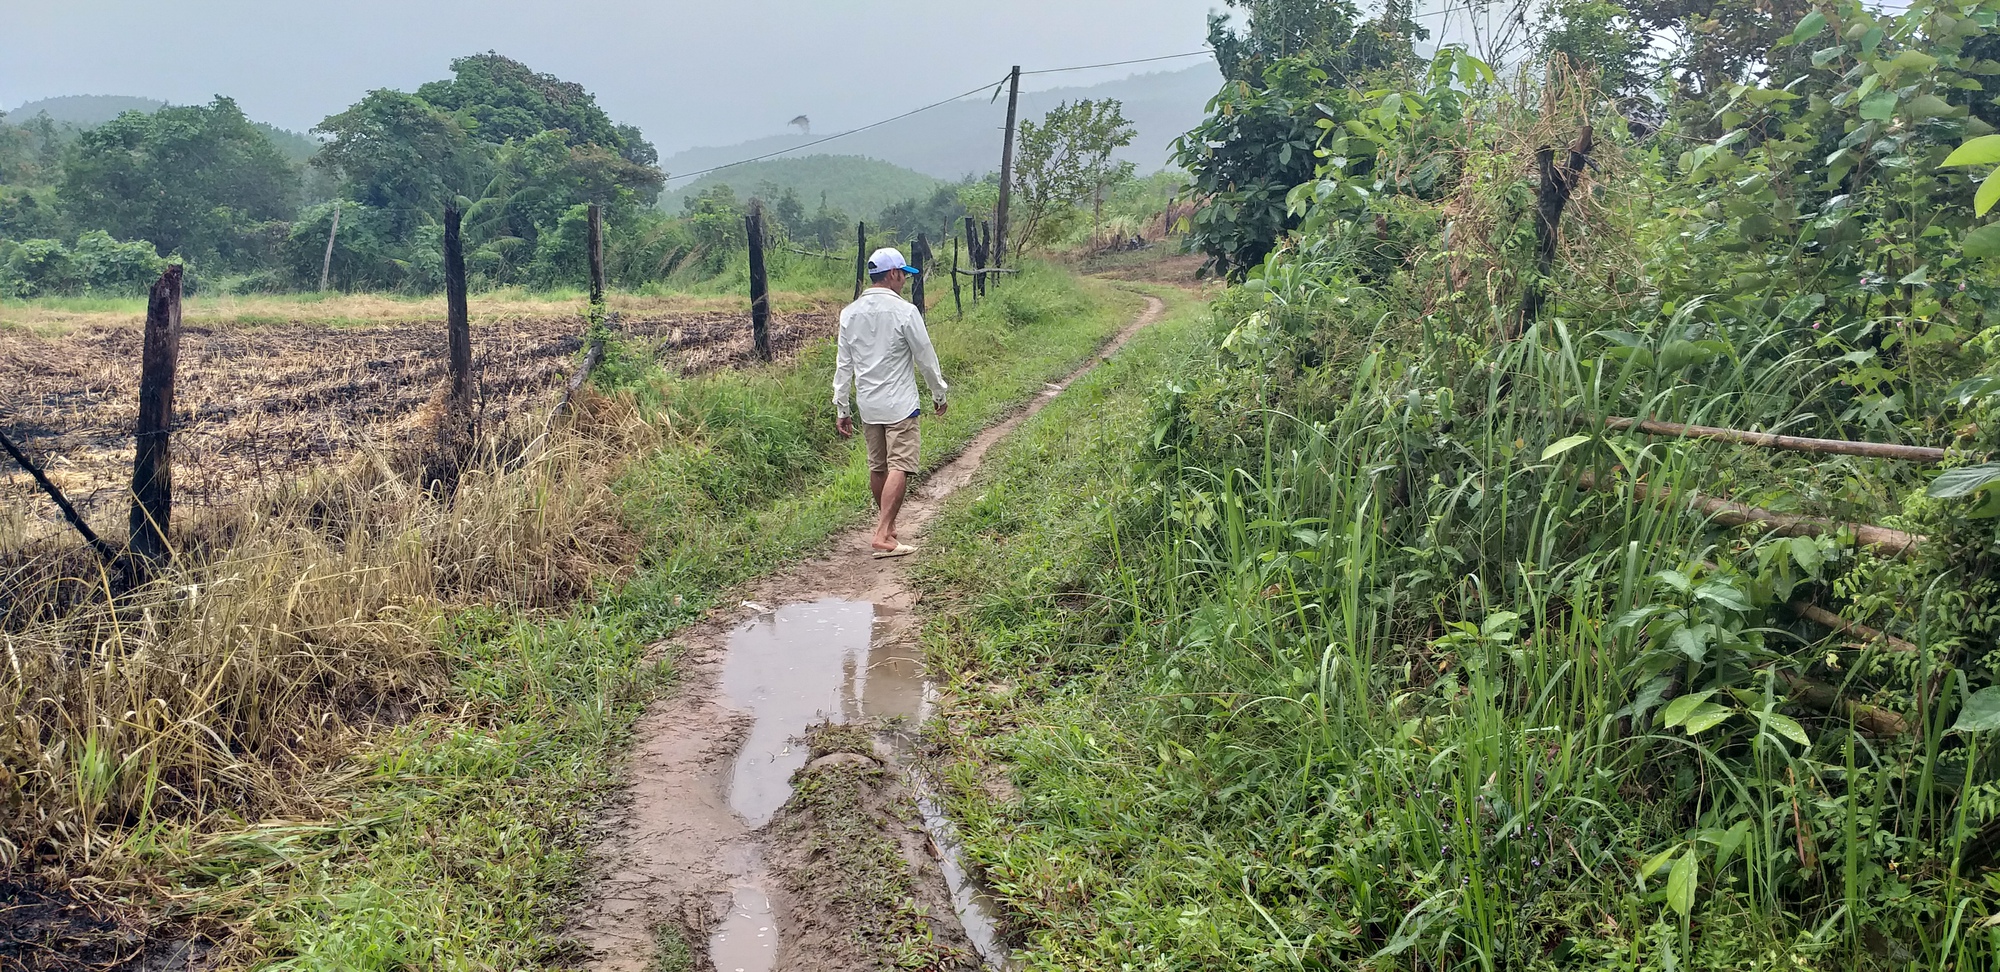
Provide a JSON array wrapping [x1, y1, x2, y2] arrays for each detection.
[[833, 287, 948, 425]]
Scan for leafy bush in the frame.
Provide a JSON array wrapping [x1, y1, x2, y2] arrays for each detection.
[[0, 231, 163, 296]]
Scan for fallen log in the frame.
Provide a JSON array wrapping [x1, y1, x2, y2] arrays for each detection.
[[1790, 600, 1918, 653], [1777, 671, 1912, 736], [1578, 471, 1924, 559], [1594, 415, 1945, 464]]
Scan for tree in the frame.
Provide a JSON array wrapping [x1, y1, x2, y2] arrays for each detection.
[[314, 89, 485, 237], [58, 97, 298, 265], [1208, 0, 1418, 84], [1624, 0, 1815, 97], [1011, 100, 1137, 257]]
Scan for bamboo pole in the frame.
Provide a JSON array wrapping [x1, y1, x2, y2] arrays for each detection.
[[1596, 415, 1945, 463], [1577, 471, 1925, 558]]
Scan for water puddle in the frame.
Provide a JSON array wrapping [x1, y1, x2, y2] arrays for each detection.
[[914, 780, 1020, 970], [718, 597, 1013, 969], [708, 884, 777, 972], [719, 599, 927, 826]]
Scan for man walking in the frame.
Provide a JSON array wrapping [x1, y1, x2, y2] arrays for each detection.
[[834, 247, 948, 558]]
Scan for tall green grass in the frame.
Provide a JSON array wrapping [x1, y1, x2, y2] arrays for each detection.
[[920, 274, 2000, 969]]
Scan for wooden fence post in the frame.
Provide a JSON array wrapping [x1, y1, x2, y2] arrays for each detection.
[[911, 233, 928, 313], [588, 203, 605, 310], [853, 221, 868, 300], [129, 265, 182, 566], [444, 204, 472, 414], [962, 217, 979, 302], [584, 202, 607, 374], [747, 201, 772, 361], [951, 236, 963, 319], [979, 221, 993, 295]]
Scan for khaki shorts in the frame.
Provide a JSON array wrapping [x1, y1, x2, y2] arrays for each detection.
[[863, 415, 921, 473]]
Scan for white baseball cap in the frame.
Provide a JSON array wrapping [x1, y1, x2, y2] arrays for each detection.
[[867, 247, 919, 275]]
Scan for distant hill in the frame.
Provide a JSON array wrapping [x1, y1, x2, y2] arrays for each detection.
[[6, 95, 166, 128], [659, 154, 941, 218], [659, 64, 1221, 184], [6, 94, 320, 162]]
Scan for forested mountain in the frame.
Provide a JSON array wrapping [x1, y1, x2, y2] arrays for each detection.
[[6, 95, 166, 128]]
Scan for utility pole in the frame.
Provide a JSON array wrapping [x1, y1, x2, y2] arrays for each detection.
[[994, 64, 1021, 268], [318, 201, 341, 291]]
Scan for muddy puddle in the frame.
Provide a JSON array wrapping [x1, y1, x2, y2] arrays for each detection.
[[715, 598, 1014, 970]]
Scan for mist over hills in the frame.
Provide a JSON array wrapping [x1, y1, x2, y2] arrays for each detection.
[[6, 94, 321, 163], [658, 64, 1219, 185], [658, 155, 941, 219], [5, 95, 166, 127]]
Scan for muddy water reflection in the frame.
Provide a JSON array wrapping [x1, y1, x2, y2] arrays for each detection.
[[718, 597, 1014, 970], [718, 599, 926, 827], [708, 884, 777, 972]]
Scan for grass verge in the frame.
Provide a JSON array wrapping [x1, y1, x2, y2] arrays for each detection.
[[911, 284, 1213, 970]]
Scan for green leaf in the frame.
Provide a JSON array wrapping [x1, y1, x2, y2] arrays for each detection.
[[1964, 222, 2000, 260], [1666, 849, 1699, 917], [1811, 45, 1847, 67], [1793, 10, 1828, 42], [1860, 93, 1898, 121], [1906, 94, 1957, 119], [1954, 686, 2000, 732], [1928, 462, 2000, 499], [1979, 173, 2000, 217], [1715, 819, 1751, 870], [1942, 134, 2000, 167], [1662, 689, 1717, 728], [1684, 702, 1735, 734], [1757, 711, 1811, 746], [1788, 536, 1825, 575], [1542, 434, 1592, 460], [1640, 846, 1680, 880]]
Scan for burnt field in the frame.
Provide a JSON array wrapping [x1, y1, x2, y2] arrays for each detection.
[[0, 303, 838, 544]]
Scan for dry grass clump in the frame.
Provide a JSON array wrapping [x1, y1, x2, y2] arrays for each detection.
[[0, 393, 658, 868]]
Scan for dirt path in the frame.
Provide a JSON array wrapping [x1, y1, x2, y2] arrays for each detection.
[[574, 293, 1166, 972]]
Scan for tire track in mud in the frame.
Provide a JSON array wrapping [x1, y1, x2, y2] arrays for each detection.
[[574, 293, 1166, 972]]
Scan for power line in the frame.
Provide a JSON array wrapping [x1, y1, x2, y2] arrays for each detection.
[[1020, 50, 1215, 76], [664, 76, 1009, 186], [663, 48, 1220, 188]]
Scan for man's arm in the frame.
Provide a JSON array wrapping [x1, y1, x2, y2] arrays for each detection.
[[905, 308, 948, 413], [832, 318, 856, 436]]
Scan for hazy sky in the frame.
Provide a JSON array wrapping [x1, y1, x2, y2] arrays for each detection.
[[4, 1, 1226, 153]]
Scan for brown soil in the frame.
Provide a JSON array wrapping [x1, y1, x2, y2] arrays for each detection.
[[0, 305, 837, 543], [575, 293, 1167, 972]]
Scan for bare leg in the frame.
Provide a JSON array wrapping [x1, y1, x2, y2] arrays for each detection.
[[870, 470, 887, 508], [872, 469, 908, 550]]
